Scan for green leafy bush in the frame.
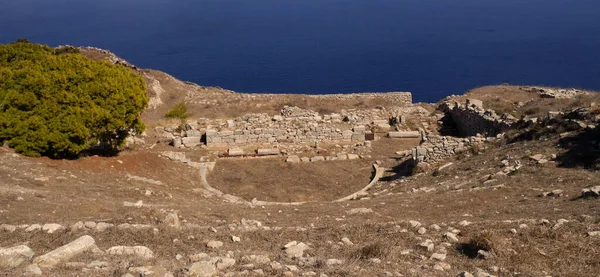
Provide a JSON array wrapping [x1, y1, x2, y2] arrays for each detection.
[[164, 102, 189, 120], [0, 40, 148, 157]]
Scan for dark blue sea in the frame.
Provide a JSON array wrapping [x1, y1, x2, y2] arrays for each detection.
[[1, 0, 600, 102]]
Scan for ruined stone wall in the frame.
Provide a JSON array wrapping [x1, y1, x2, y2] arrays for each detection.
[[440, 99, 516, 137], [411, 134, 491, 164], [205, 114, 367, 148]]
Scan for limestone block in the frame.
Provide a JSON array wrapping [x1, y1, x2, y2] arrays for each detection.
[[34, 235, 95, 268], [228, 148, 244, 156], [388, 131, 420, 138], [257, 148, 280, 156], [310, 156, 325, 162], [286, 155, 300, 163], [182, 137, 201, 147]]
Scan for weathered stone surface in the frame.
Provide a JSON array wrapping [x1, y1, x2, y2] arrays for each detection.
[[286, 155, 300, 163], [216, 258, 236, 270], [443, 232, 459, 243], [582, 186, 600, 198], [257, 148, 280, 156], [347, 153, 360, 160], [26, 264, 42, 275], [129, 266, 173, 277], [310, 156, 325, 162], [42, 223, 64, 234], [0, 245, 34, 268], [347, 208, 373, 215], [106, 246, 154, 260], [181, 137, 201, 147], [206, 241, 223, 249], [284, 241, 310, 258], [25, 224, 42, 232], [325, 259, 343, 267], [187, 261, 216, 277], [34, 235, 96, 268], [0, 224, 16, 233], [163, 213, 181, 228], [228, 148, 244, 156], [388, 131, 420, 138]]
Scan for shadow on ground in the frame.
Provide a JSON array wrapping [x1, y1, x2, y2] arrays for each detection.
[[556, 126, 600, 170], [380, 158, 416, 182]]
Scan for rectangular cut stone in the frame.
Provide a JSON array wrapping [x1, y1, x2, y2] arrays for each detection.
[[353, 126, 366, 132], [205, 129, 218, 137], [181, 137, 201, 147], [257, 148, 280, 156], [388, 131, 420, 138], [186, 130, 201, 137], [228, 148, 244, 156], [219, 130, 234, 136], [310, 156, 325, 162]]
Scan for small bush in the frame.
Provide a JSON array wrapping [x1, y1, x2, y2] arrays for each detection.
[[165, 102, 189, 120], [469, 144, 483, 155], [352, 241, 390, 260]]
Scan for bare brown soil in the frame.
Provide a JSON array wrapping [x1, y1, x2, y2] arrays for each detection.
[[207, 158, 373, 202]]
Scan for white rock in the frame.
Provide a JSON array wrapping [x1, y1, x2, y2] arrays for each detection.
[[187, 261, 216, 277], [341, 237, 354, 246], [216, 258, 236, 270], [417, 227, 427, 234], [430, 253, 446, 261], [95, 222, 113, 232], [82, 221, 96, 229], [409, 220, 422, 228], [25, 224, 42, 232], [231, 235, 241, 242], [587, 231, 600, 237], [325, 259, 343, 266], [42, 223, 64, 234], [106, 246, 154, 260], [347, 208, 373, 215], [0, 224, 16, 233], [443, 232, 459, 242], [163, 213, 181, 228], [26, 264, 42, 275], [206, 240, 223, 249], [418, 240, 434, 252], [284, 241, 310, 258], [0, 245, 34, 268], [34, 235, 96, 268]]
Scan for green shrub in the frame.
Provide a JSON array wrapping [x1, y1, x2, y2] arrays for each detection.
[[165, 102, 189, 120], [0, 40, 148, 157]]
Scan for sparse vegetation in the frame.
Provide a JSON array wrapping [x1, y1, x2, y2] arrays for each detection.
[[164, 102, 189, 120]]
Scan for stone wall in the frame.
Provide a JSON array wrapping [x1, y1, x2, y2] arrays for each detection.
[[410, 134, 491, 164], [168, 106, 414, 149], [205, 111, 368, 148], [439, 99, 516, 137]]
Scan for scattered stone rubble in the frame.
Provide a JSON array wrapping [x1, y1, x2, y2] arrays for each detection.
[[522, 86, 587, 99]]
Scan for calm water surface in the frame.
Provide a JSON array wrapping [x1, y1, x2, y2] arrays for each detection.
[[1, 0, 599, 102]]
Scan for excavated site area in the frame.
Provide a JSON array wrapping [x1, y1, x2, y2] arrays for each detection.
[[1, 48, 600, 277]]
